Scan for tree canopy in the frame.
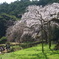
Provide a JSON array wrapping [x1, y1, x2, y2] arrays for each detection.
[[0, 0, 59, 43]]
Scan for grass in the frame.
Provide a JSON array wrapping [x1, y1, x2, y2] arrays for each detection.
[[0, 44, 59, 59]]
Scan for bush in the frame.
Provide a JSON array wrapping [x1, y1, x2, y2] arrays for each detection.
[[0, 36, 7, 44]]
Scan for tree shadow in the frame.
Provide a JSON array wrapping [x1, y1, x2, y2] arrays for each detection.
[[34, 50, 48, 59], [35, 54, 41, 58], [42, 51, 48, 59], [50, 48, 59, 54]]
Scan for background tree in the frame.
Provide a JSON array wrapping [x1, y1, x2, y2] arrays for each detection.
[[0, 13, 17, 38]]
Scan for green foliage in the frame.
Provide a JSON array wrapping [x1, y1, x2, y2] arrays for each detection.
[[0, 1, 29, 16], [0, 13, 19, 38], [0, 1, 39, 17], [0, 1, 39, 39], [0, 36, 7, 44], [0, 13, 19, 20], [39, 0, 59, 6]]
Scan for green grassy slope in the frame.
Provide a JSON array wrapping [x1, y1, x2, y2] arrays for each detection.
[[0, 44, 59, 59]]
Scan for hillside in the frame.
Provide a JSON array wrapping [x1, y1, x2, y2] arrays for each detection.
[[0, 44, 59, 59], [0, 0, 59, 43]]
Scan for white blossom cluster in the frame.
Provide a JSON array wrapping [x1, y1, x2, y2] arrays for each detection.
[[6, 3, 59, 42]]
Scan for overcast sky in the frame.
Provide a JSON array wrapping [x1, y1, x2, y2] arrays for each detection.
[[0, 0, 39, 4], [0, 0, 17, 4]]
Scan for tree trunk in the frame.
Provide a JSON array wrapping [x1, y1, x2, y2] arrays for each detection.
[[41, 19, 44, 52], [48, 21, 51, 49]]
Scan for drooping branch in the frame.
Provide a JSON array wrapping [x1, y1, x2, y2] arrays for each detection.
[[6, 3, 59, 45]]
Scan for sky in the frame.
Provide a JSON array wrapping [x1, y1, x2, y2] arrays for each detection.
[[0, 0, 39, 4], [0, 0, 17, 4]]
